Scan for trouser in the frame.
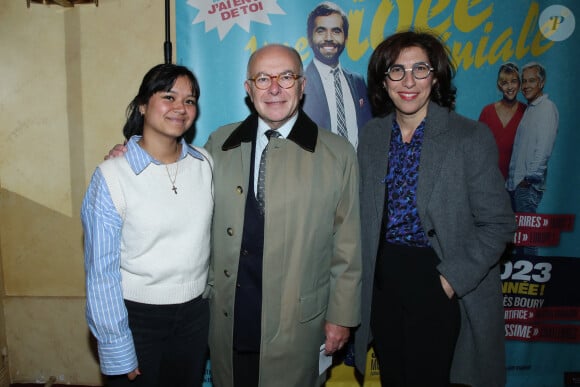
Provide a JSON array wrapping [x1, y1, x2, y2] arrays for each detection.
[[511, 185, 543, 256], [371, 243, 460, 387], [107, 296, 209, 387], [233, 351, 260, 387]]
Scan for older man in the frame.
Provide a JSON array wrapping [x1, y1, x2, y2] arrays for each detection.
[[303, 2, 372, 148], [506, 62, 559, 255], [205, 44, 361, 387]]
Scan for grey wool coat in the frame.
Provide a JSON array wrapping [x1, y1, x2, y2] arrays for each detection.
[[354, 102, 516, 387], [204, 111, 362, 387]]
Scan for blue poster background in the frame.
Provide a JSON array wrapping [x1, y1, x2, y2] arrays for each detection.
[[176, 1, 580, 385]]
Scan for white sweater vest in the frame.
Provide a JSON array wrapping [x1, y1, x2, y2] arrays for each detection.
[[99, 149, 213, 305]]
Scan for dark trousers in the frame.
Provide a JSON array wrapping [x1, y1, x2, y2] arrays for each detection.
[[233, 351, 260, 387], [107, 296, 209, 387], [371, 243, 460, 387]]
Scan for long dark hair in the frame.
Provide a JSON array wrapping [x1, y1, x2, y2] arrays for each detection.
[[367, 30, 457, 117], [123, 63, 200, 139]]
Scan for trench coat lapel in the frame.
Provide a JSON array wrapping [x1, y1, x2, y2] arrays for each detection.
[[221, 113, 256, 191]]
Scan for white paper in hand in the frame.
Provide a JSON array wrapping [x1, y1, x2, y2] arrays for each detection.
[[319, 344, 332, 375]]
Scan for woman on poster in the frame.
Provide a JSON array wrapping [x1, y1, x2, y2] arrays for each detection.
[[478, 62, 526, 180]]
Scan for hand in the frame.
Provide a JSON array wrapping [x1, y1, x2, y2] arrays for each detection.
[[127, 368, 141, 381], [324, 322, 350, 355], [104, 143, 128, 160], [439, 275, 455, 299]]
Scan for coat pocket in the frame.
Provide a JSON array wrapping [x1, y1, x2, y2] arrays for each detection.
[[298, 284, 330, 323]]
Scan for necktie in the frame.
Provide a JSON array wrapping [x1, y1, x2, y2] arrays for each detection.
[[332, 68, 348, 139], [257, 129, 281, 214]]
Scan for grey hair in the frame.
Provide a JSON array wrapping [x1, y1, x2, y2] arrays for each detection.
[[522, 61, 546, 83]]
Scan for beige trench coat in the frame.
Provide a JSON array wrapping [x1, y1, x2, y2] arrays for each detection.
[[204, 111, 362, 387]]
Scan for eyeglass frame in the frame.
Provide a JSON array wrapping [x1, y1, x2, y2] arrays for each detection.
[[384, 62, 435, 81], [247, 72, 303, 90]]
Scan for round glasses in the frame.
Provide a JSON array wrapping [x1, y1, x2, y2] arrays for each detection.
[[385, 62, 434, 81], [248, 72, 302, 90]]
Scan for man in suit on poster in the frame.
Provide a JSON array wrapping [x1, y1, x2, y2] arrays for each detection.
[[303, 1, 372, 149]]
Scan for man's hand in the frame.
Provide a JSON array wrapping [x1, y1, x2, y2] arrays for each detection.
[[104, 143, 128, 160], [324, 322, 350, 355], [128, 368, 141, 381]]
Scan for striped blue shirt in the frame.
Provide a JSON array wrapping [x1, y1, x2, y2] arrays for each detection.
[[81, 136, 204, 375]]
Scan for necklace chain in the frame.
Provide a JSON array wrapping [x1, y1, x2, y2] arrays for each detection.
[[165, 161, 179, 195]]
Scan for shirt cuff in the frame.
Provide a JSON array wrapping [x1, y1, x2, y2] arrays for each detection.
[[98, 337, 138, 375]]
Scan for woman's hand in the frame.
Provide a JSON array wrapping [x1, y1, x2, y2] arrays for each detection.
[[128, 368, 141, 381], [440, 275, 455, 299]]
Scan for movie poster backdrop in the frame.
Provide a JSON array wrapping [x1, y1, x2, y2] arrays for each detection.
[[176, 1, 579, 385]]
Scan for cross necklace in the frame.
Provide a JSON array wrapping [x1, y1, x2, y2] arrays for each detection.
[[165, 161, 179, 194]]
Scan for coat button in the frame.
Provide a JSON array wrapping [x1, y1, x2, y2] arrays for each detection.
[[227, 227, 234, 236], [236, 186, 243, 194], [224, 270, 231, 277], [427, 229, 436, 237], [224, 311, 228, 317]]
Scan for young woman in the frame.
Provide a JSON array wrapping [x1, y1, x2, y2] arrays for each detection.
[[81, 63, 213, 387], [354, 31, 516, 387], [479, 62, 527, 179]]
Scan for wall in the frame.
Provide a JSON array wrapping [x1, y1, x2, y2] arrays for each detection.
[[0, 0, 174, 384]]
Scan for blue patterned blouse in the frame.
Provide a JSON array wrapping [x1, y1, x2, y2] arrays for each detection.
[[384, 119, 430, 247]]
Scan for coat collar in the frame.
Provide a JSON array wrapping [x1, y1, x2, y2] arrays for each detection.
[[221, 110, 318, 153], [415, 102, 452, 218], [423, 101, 452, 139]]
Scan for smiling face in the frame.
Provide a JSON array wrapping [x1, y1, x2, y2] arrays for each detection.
[[521, 67, 544, 103], [384, 46, 436, 122], [244, 45, 305, 129], [309, 13, 346, 67], [498, 70, 521, 102], [140, 75, 197, 140]]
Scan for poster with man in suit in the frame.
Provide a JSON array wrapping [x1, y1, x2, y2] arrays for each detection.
[[302, 2, 372, 149]]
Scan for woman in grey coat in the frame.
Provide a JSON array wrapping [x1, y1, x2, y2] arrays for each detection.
[[354, 30, 516, 387]]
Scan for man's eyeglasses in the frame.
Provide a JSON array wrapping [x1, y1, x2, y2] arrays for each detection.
[[247, 72, 302, 90], [384, 62, 434, 81]]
